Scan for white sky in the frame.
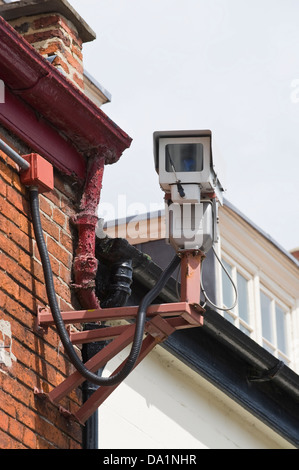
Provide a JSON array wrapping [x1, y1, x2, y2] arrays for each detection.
[[69, 0, 299, 252]]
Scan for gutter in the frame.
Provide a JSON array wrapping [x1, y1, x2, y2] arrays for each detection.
[[200, 307, 299, 401], [0, 15, 132, 179]]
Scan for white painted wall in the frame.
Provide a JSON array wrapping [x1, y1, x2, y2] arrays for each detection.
[[98, 344, 294, 449]]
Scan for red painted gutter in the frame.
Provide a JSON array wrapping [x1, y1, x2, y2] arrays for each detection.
[[0, 16, 132, 179]]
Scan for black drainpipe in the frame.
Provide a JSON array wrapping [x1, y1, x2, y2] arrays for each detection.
[[82, 259, 134, 449], [81, 323, 107, 450]]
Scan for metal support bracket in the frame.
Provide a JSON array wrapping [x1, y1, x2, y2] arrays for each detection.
[[34, 251, 205, 423]]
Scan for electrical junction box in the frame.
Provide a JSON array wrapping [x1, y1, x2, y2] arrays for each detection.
[[20, 153, 54, 193]]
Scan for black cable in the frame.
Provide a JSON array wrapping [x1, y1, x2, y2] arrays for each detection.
[[30, 188, 180, 386]]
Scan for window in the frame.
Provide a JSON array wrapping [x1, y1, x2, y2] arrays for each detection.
[[260, 289, 288, 360], [220, 253, 291, 365], [221, 259, 252, 336]]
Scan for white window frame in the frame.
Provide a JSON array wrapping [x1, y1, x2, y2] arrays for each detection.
[[258, 284, 291, 363], [220, 254, 254, 337], [220, 250, 293, 367]]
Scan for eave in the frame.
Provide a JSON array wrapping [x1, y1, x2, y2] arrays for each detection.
[[0, 16, 132, 180]]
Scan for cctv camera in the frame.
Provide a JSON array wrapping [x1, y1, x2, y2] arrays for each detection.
[[153, 130, 224, 252]]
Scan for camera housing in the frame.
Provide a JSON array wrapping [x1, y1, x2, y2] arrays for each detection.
[[153, 130, 224, 252]]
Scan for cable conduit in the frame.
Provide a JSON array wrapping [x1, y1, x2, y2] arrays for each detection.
[[0, 138, 30, 171]]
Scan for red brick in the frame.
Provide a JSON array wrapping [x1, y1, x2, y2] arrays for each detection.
[[0, 270, 19, 300], [0, 195, 32, 240], [59, 262, 71, 285], [32, 14, 61, 30], [38, 41, 65, 57], [57, 15, 82, 45], [0, 294, 34, 329], [54, 276, 71, 302], [0, 231, 19, 259], [0, 194, 17, 223], [0, 409, 9, 433], [31, 277, 48, 304], [0, 429, 25, 449], [35, 414, 69, 449], [0, 180, 6, 197], [1, 371, 31, 407], [53, 205, 67, 229], [23, 426, 37, 448], [39, 195, 53, 217], [0, 159, 13, 185], [53, 56, 70, 75], [0, 389, 17, 419], [18, 286, 37, 314], [18, 249, 34, 274], [24, 29, 71, 48], [0, 216, 32, 253], [11, 170, 26, 195], [71, 43, 83, 62], [32, 14, 82, 47], [43, 188, 60, 208], [8, 417, 24, 441], [12, 339, 67, 386], [72, 72, 84, 90], [60, 230, 73, 253], [64, 49, 83, 73], [0, 252, 32, 291], [59, 297, 74, 313], [6, 185, 29, 215], [49, 253, 60, 277], [47, 237, 71, 268], [40, 212, 60, 241]]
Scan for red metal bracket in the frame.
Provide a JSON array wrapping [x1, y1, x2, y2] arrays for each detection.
[[35, 250, 205, 423]]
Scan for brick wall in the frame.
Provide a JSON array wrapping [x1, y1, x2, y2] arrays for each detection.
[[9, 13, 84, 90], [0, 143, 83, 449]]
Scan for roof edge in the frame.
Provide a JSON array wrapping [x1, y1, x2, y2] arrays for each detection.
[[223, 198, 299, 269]]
